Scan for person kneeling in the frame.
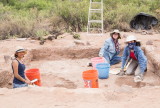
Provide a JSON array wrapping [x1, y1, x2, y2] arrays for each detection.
[[118, 35, 147, 82], [99, 29, 122, 65]]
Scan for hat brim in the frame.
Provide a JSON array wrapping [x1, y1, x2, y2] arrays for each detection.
[[125, 40, 137, 43], [16, 49, 27, 54]]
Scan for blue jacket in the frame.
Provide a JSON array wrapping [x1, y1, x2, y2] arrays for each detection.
[[99, 38, 120, 62], [121, 46, 147, 73]]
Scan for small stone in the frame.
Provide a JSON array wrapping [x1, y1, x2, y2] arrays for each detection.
[[74, 40, 85, 45], [39, 40, 45, 45], [141, 31, 147, 35]]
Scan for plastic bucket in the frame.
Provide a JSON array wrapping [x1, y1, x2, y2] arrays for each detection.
[[96, 63, 110, 79], [91, 57, 105, 69], [25, 68, 41, 86], [82, 70, 99, 88]]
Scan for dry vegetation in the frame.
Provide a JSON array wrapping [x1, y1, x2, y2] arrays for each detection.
[[0, 0, 159, 40]]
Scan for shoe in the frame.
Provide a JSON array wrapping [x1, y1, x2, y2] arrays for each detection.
[[134, 75, 143, 82]]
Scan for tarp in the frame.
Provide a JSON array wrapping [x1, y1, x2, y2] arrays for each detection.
[[130, 12, 158, 30]]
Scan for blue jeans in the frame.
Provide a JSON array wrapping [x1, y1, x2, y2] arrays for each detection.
[[104, 52, 121, 65], [110, 55, 121, 65], [13, 83, 28, 88]]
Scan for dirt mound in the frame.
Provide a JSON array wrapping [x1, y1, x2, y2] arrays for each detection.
[[0, 32, 160, 108], [30, 46, 99, 61], [41, 74, 77, 89], [115, 76, 146, 88], [0, 70, 13, 88]]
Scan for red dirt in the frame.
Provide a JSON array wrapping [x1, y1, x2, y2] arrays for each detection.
[[0, 32, 160, 108]]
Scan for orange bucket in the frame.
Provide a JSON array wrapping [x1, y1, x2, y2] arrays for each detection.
[[82, 70, 99, 88], [25, 68, 41, 86]]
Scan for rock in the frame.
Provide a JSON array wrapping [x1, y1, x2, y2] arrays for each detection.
[[39, 40, 45, 45], [16, 38, 27, 41], [141, 31, 147, 35], [74, 40, 85, 45], [74, 40, 91, 46], [47, 35, 57, 41], [4, 55, 11, 63], [37, 37, 41, 40]]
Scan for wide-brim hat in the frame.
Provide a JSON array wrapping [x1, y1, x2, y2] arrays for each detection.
[[126, 35, 137, 42], [15, 46, 27, 54], [110, 29, 121, 39]]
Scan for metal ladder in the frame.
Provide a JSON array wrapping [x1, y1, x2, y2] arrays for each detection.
[[87, 0, 103, 36]]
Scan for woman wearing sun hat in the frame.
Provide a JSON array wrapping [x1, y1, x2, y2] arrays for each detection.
[[12, 46, 32, 88], [99, 29, 121, 65], [118, 35, 147, 82]]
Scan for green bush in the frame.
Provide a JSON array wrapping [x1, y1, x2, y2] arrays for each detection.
[[103, 0, 157, 30], [53, 0, 89, 32], [73, 33, 80, 40]]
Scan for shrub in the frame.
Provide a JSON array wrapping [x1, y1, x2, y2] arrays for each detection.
[[53, 0, 89, 32], [73, 33, 80, 40], [0, 0, 160, 40]]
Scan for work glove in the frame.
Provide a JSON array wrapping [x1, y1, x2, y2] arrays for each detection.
[[117, 69, 125, 76], [99, 54, 103, 57]]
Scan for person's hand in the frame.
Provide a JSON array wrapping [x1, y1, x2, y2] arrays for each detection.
[[99, 54, 103, 57], [117, 69, 125, 76], [24, 79, 32, 85]]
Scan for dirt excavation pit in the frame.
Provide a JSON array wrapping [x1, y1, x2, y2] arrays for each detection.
[[1, 43, 160, 89], [22, 46, 160, 90]]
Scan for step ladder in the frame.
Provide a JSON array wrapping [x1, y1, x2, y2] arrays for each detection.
[[87, 0, 103, 36]]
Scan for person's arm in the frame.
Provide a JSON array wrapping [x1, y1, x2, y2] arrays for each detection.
[[24, 74, 32, 84], [99, 40, 109, 57], [137, 47, 147, 73], [121, 46, 128, 69], [12, 60, 31, 84]]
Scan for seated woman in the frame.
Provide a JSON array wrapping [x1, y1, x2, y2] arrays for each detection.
[[12, 46, 32, 88], [99, 29, 121, 65], [118, 35, 147, 82]]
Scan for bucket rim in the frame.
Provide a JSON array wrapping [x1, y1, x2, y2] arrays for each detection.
[[96, 63, 110, 66], [91, 57, 105, 61], [25, 68, 40, 73]]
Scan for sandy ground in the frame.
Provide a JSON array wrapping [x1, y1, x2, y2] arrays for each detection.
[[0, 31, 160, 108]]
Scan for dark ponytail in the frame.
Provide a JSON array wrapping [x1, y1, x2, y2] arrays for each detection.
[[14, 53, 18, 58], [136, 41, 141, 46]]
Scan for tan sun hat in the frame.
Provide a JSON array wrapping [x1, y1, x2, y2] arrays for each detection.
[[126, 35, 137, 42], [110, 29, 121, 39], [15, 46, 27, 54]]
